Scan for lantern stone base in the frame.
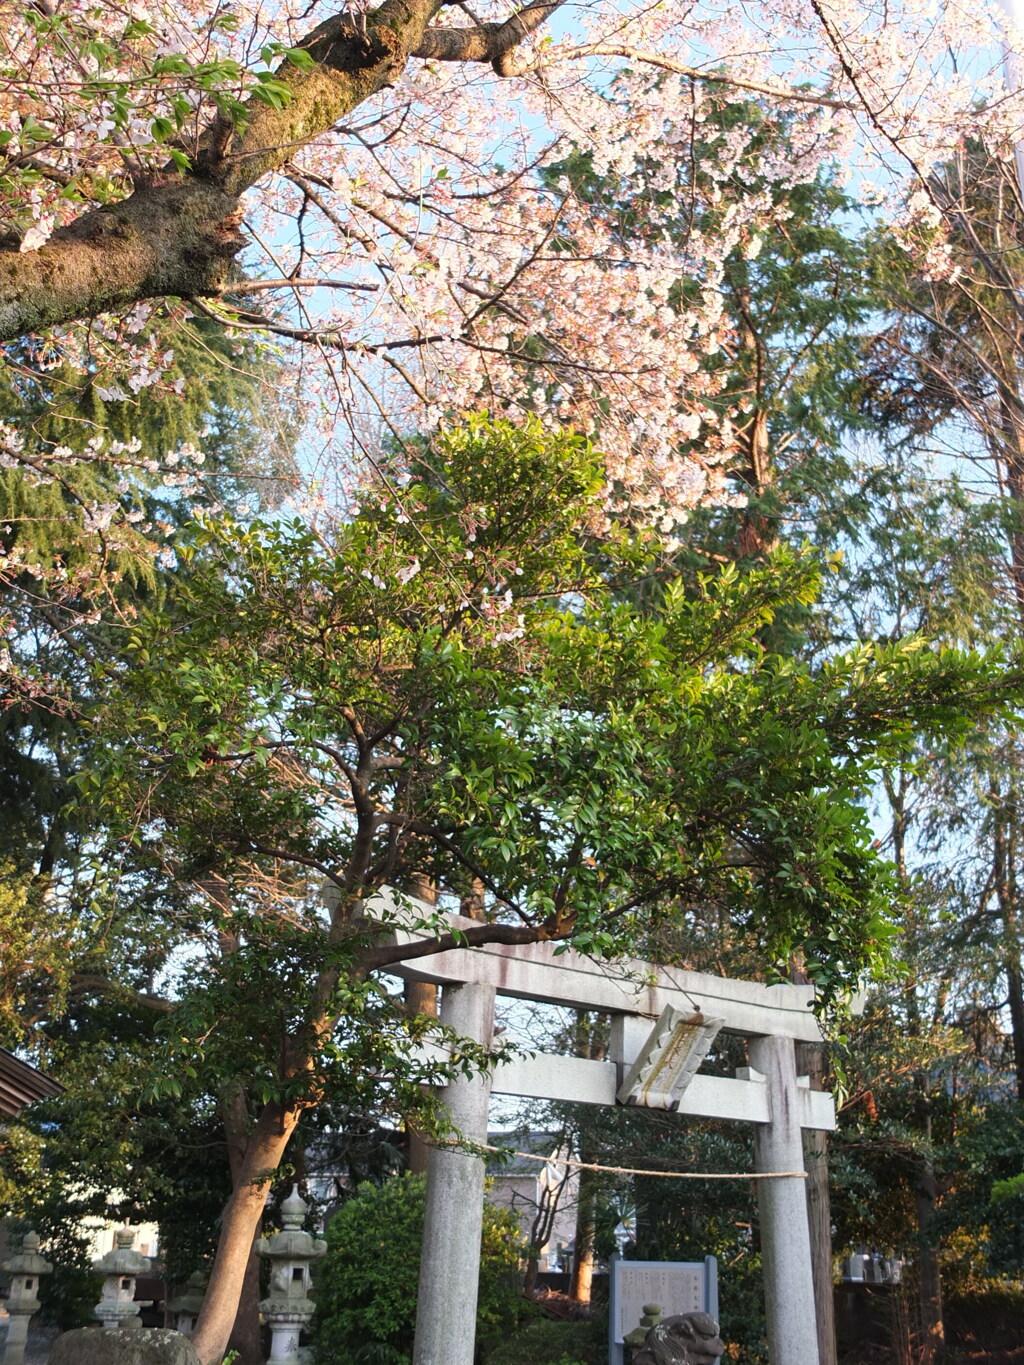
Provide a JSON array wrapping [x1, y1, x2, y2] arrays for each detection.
[[264, 1313, 313, 1364], [1, 1311, 31, 1365], [49, 1326, 201, 1365]]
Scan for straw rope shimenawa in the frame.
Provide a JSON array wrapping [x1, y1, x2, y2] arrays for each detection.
[[436, 1140, 807, 1180]]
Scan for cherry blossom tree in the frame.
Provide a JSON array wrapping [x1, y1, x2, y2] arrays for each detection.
[[3, 0, 1024, 522], [7, 2, 1024, 1358]]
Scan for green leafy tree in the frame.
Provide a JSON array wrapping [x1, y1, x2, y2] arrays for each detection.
[[815, 448, 1024, 1358], [73, 416, 1024, 1363], [0, 307, 299, 1361], [1, 310, 297, 859]]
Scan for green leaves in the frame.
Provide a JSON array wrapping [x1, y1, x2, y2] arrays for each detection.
[[260, 42, 317, 72], [314, 1176, 527, 1364], [991, 1172, 1024, 1204], [85, 418, 1024, 1020], [249, 71, 296, 111]]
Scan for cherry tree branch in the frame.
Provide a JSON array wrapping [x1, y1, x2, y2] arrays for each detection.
[[0, 0, 557, 340], [507, 42, 856, 108], [412, 0, 564, 74]]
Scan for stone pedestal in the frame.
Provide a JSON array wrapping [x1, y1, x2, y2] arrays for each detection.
[[256, 1187, 326, 1365], [92, 1229, 151, 1330], [0, 1231, 52, 1365]]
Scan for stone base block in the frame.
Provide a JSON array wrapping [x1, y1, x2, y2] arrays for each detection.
[[49, 1326, 201, 1365]]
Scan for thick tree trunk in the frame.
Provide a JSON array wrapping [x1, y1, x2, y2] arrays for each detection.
[[0, 13, 410, 339], [993, 407, 1024, 1097], [884, 772, 946, 1360], [0, 0, 559, 340], [795, 1047, 836, 1365], [226, 1249, 263, 1365], [523, 1254, 540, 1298], [190, 1100, 300, 1365], [0, 181, 243, 339], [405, 876, 440, 1175], [801, 1126, 836, 1365], [996, 393, 1024, 618], [405, 978, 439, 1175], [220, 1084, 264, 1365], [1000, 835, 1024, 1098], [991, 783, 1024, 1098], [1006, 948, 1024, 1098]]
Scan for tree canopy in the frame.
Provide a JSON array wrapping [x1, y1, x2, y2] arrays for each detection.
[[47, 415, 1017, 1361]]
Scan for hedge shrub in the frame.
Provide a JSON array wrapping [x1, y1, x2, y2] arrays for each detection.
[[312, 1173, 528, 1365], [482, 1317, 605, 1365]]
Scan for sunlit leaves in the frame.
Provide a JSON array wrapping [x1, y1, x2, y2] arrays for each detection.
[[89, 420, 1024, 1021]]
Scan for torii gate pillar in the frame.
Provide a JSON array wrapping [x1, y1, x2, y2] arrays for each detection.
[[412, 981, 496, 1365], [750, 1034, 820, 1365]]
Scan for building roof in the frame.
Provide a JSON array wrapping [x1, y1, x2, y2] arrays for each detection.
[[0, 1048, 62, 1117]]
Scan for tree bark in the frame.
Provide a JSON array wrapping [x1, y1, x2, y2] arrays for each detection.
[[991, 781, 1024, 1098], [226, 1250, 263, 1365], [567, 1016, 602, 1306], [568, 1168, 596, 1304], [405, 876, 439, 1175], [190, 1099, 300, 1365], [1005, 944, 1024, 1099], [220, 1084, 264, 1365], [883, 771, 946, 1358], [800, 1119, 836, 1365], [405, 972, 439, 1176], [915, 1139, 945, 1365], [992, 395, 1024, 1097], [523, 1253, 540, 1298]]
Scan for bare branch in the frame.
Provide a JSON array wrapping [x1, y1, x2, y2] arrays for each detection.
[[503, 41, 855, 108], [226, 277, 379, 294]]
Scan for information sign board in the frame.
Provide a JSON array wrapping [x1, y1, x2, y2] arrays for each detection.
[[608, 1256, 718, 1364]]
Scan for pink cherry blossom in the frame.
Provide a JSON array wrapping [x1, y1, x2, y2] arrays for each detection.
[[1, 0, 1022, 526]]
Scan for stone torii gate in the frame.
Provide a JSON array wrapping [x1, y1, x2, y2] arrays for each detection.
[[374, 889, 843, 1365]]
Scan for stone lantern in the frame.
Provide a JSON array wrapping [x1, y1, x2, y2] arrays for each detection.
[[624, 1304, 663, 1356], [256, 1186, 326, 1365], [92, 1228, 151, 1330], [1, 1231, 52, 1365], [168, 1270, 207, 1336]]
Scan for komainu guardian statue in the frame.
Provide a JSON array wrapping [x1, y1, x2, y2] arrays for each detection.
[[632, 1311, 725, 1365]]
